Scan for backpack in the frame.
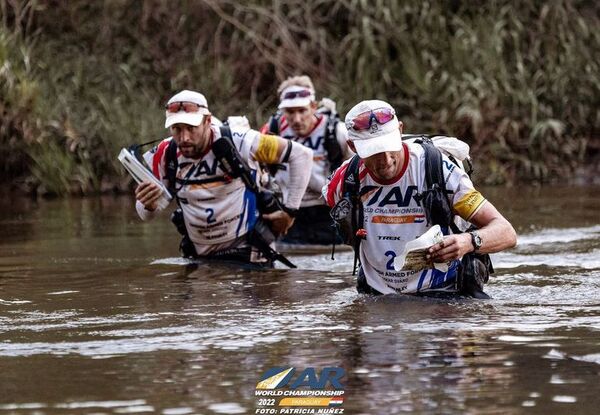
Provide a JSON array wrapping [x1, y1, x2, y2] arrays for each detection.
[[329, 134, 493, 297], [266, 98, 344, 172]]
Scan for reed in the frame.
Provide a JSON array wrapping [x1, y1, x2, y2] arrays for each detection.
[[0, 0, 597, 194]]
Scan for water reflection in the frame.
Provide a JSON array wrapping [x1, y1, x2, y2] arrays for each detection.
[[0, 186, 599, 414]]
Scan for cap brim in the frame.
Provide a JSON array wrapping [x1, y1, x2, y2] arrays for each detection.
[[278, 97, 313, 109], [164, 110, 208, 128], [352, 130, 402, 158]]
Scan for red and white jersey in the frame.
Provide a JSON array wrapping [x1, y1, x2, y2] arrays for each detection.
[[141, 125, 263, 256], [261, 113, 348, 207], [324, 142, 487, 295]]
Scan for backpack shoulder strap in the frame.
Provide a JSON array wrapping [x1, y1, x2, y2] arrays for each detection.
[[342, 154, 361, 196], [342, 155, 364, 274], [219, 125, 233, 141], [165, 139, 179, 196], [415, 137, 462, 234], [417, 137, 446, 193], [267, 112, 282, 135], [323, 113, 344, 172], [213, 125, 258, 193]]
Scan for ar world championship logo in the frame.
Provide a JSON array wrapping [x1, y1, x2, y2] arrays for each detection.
[[255, 367, 345, 414]]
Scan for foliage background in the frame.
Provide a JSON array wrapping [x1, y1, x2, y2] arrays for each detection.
[[1, 0, 598, 195]]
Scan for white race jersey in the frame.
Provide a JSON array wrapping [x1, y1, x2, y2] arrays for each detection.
[[324, 142, 487, 295], [142, 125, 262, 255], [262, 113, 348, 207]]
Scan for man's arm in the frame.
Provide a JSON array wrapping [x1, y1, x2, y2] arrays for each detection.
[[253, 133, 313, 235], [428, 201, 517, 262], [134, 139, 172, 221]]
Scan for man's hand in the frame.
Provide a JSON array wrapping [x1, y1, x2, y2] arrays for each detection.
[[135, 181, 163, 211], [262, 210, 295, 237], [427, 233, 473, 263]]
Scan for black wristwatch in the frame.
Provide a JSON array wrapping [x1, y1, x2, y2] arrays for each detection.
[[469, 230, 483, 252]]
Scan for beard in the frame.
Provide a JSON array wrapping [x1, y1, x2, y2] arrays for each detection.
[[178, 142, 204, 159]]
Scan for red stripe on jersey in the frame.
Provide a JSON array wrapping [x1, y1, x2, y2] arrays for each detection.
[[280, 115, 288, 132], [326, 163, 349, 207], [359, 161, 368, 180], [153, 140, 171, 179]]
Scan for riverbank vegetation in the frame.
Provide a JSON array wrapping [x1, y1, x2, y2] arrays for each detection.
[[1, 0, 598, 195]]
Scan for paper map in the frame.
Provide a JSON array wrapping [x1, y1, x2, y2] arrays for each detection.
[[393, 225, 449, 272]]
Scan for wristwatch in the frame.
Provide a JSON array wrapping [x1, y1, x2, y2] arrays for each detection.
[[469, 230, 483, 252]]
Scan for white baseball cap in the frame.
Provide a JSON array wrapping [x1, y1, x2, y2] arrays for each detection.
[[278, 85, 316, 109], [345, 100, 402, 158], [164, 90, 210, 128]]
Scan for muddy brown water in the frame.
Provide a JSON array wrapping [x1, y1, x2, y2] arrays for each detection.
[[0, 185, 599, 414]]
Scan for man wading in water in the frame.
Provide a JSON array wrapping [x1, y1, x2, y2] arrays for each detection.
[[134, 90, 313, 267], [324, 99, 517, 296], [261, 75, 352, 245]]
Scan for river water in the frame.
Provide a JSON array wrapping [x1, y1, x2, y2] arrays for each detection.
[[0, 185, 599, 415]]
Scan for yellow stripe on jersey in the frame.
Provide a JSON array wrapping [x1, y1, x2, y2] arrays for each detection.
[[255, 134, 280, 164], [454, 190, 486, 220]]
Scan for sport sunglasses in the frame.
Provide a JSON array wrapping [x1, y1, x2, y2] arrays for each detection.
[[165, 101, 207, 113], [281, 89, 313, 100], [348, 107, 395, 131]]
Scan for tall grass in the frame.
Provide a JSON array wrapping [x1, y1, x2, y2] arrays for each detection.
[[0, 0, 598, 194]]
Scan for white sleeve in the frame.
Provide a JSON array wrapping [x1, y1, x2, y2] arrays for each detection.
[[308, 174, 326, 194], [282, 141, 313, 209], [443, 154, 487, 221], [136, 200, 160, 221], [134, 139, 171, 220]]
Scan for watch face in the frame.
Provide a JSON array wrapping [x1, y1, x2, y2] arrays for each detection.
[[471, 231, 482, 249]]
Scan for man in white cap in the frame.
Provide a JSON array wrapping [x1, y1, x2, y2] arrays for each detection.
[[323, 99, 517, 296], [260, 75, 352, 245], [134, 90, 313, 266]]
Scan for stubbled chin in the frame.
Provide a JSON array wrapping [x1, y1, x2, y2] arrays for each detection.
[[379, 164, 397, 180], [180, 148, 197, 158], [292, 126, 307, 136]]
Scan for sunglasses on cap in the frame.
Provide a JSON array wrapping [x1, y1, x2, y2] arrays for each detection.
[[165, 101, 207, 113], [281, 89, 313, 100], [348, 107, 395, 131]]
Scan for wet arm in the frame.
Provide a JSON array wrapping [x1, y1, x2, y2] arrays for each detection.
[[429, 201, 517, 261], [468, 202, 517, 254], [253, 134, 313, 209], [253, 134, 312, 235]]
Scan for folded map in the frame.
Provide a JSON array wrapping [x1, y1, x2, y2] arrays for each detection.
[[393, 225, 449, 272], [118, 148, 172, 210]]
